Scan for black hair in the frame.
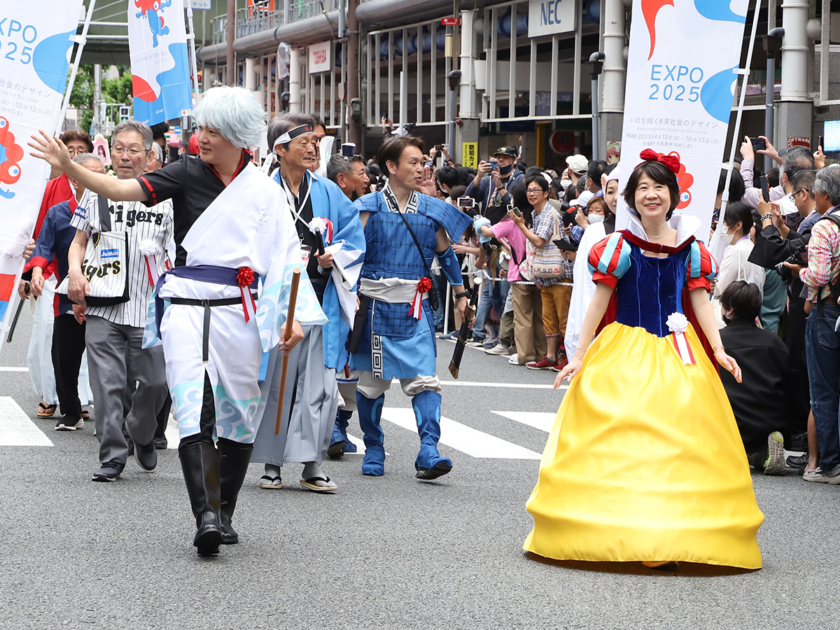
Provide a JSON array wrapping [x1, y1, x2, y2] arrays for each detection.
[[720, 280, 762, 322], [449, 184, 467, 200], [524, 173, 549, 193], [587, 160, 608, 190], [722, 201, 754, 235], [436, 166, 460, 189], [717, 167, 745, 204], [766, 167, 780, 188], [456, 167, 472, 187], [623, 160, 681, 220], [377, 135, 425, 173]]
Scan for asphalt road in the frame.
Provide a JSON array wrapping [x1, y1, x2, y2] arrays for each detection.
[[1, 308, 837, 630]]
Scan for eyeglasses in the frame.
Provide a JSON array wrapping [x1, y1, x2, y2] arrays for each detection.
[[112, 147, 147, 156], [526, 188, 544, 194]]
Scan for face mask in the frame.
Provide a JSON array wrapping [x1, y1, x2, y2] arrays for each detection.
[[587, 213, 605, 224], [499, 163, 514, 176], [777, 193, 798, 216]]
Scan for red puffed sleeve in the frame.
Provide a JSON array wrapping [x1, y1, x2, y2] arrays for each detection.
[[685, 241, 719, 292], [588, 232, 632, 289]]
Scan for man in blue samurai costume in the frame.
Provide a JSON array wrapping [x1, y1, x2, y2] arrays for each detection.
[[251, 114, 366, 493], [351, 135, 472, 480]]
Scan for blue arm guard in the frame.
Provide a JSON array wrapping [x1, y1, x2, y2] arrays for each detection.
[[473, 216, 492, 244], [435, 246, 464, 286]]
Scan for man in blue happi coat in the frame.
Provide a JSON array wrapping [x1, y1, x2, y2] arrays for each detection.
[[351, 135, 472, 480]]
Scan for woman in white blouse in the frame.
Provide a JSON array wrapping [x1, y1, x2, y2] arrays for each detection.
[[715, 202, 765, 299]]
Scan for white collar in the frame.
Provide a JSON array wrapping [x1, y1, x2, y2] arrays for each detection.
[[626, 212, 700, 247]]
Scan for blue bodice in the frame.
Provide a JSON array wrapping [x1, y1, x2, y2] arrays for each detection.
[[361, 210, 438, 281], [614, 242, 690, 338]]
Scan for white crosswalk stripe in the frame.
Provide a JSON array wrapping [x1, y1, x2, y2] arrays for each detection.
[[381, 407, 541, 460], [0, 397, 54, 446], [492, 411, 556, 433]]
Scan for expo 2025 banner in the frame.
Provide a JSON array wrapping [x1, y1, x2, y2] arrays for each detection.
[[616, 0, 749, 238], [0, 0, 84, 338]]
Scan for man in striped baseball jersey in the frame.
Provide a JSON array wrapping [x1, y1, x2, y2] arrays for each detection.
[[67, 120, 173, 482]]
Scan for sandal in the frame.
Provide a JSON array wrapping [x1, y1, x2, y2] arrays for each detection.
[[259, 474, 282, 489], [81, 410, 90, 421], [37, 403, 57, 418], [299, 476, 338, 493]]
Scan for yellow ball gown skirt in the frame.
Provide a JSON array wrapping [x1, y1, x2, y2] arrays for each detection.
[[524, 321, 764, 569]]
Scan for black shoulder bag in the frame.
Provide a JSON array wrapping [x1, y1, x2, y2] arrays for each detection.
[[390, 201, 440, 312]]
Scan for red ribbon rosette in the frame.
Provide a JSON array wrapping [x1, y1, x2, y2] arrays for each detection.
[[237, 267, 257, 323], [639, 148, 680, 174], [409, 277, 433, 320]]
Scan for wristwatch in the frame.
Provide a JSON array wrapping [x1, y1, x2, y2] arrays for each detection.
[[454, 291, 470, 300]]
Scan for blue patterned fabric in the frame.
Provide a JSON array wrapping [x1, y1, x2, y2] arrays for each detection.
[[613, 242, 691, 338]]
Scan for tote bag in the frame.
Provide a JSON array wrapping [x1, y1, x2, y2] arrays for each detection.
[[56, 194, 130, 306], [531, 208, 565, 279]]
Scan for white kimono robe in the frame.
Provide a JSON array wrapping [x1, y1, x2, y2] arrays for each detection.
[[147, 163, 327, 443]]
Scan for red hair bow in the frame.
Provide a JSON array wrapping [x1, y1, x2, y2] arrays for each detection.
[[639, 148, 680, 174]]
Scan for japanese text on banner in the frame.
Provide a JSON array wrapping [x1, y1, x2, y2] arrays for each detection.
[[616, 0, 748, 238], [0, 0, 84, 326]]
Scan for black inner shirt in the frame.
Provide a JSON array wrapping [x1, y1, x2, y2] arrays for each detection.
[[136, 151, 250, 267], [279, 172, 328, 303]]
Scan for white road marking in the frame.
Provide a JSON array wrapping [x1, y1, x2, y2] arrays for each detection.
[[0, 367, 29, 372], [346, 433, 366, 454], [439, 381, 567, 390], [0, 396, 53, 446], [381, 407, 541, 460], [492, 411, 557, 433]]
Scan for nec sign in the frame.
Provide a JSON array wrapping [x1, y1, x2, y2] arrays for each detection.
[[528, 0, 574, 37]]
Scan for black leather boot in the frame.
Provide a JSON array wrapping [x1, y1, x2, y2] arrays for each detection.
[[218, 439, 253, 545], [179, 441, 223, 555]]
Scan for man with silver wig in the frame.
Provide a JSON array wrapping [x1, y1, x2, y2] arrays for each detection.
[[29, 86, 327, 556]]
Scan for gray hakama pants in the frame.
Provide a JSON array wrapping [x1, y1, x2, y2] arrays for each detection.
[[252, 325, 339, 467]]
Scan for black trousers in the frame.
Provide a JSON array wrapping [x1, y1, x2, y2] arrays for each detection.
[[785, 294, 811, 435], [51, 314, 86, 421]]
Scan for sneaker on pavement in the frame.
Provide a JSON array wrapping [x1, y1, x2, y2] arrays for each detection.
[[786, 452, 807, 471], [440, 330, 458, 340], [551, 358, 569, 373], [526, 357, 559, 370], [55, 416, 83, 431], [763, 431, 786, 476], [467, 339, 486, 347], [132, 438, 158, 472], [485, 344, 511, 355], [92, 461, 124, 482], [152, 435, 169, 450], [825, 464, 840, 485], [803, 468, 831, 483], [481, 338, 499, 350], [508, 353, 519, 365]]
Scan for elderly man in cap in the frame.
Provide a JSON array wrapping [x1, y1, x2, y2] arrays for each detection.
[[466, 146, 524, 225]]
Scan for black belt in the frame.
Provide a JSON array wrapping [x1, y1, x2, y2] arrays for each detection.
[[169, 294, 258, 362]]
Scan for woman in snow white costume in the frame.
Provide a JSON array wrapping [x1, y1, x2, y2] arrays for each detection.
[[524, 150, 764, 570]]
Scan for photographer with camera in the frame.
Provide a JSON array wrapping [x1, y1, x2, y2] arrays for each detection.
[[749, 169, 820, 450], [784, 166, 840, 483], [466, 146, 524, 225]]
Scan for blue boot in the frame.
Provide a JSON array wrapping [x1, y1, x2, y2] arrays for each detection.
[[357, 391, 385, 476], [339, 410, 358, 453], [412, 391, 452, 480]]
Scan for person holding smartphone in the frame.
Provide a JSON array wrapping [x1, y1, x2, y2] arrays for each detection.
[[466, 146, 524, 225]]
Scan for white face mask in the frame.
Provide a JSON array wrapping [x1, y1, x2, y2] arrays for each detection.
[[587, 213, 605, 224], [777, 193, 798, 216]]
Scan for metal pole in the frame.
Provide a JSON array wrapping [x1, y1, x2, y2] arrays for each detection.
[[588, 52, 604, 162], [764, 55, 775, 173], [186, 2, 202, 105], [711, 0, 761, 262], [347, 0, 361, 146], [94, 64, 102, 135], [338, 0, 346, 39], [226, 0, 236, 85]]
